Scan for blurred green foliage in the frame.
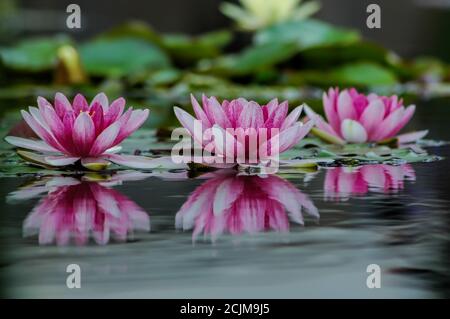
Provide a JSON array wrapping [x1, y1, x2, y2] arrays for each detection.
[[0, 18, 449, 113]]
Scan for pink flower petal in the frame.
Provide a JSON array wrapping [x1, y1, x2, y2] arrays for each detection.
[[174, 106, 197, 135], [44, 155, 80, 166], [104, 145, 122, 154], [54, 93, 73, 118], [40, 104, 74, 151], [337, 89, 357, 122], [276, 120, 314, 153], [204, 96, 232, 128], [21, 110, 66, 153], [114, 109, 149, 144], [389, 105, 416, 138], [264, 98, 279, 119], [323, 89, 341, 133], [114, 107, 132, 134], [37, 96, 52, 111], [359, 99, 385, 139], [89, 102, 104, 135], [397, 130, 429, 144], [103, 98, 125, 128], [4, 136, 59, 153], [238, 101, 264, 129], [264, 101, 288, 129], [191, 94, 211, 127], [28, 106, 51, 131], [371, 107, 405, 141], [72, 112, 96, 155], [173, 106, 204, 145], [90, 92, 109, 112], [72, 94, 89, 113], [106, 154, 188, 169], [211, 125, 243, 160], [340, 119, 368, 143], [89, 122, 120, 156], [224, 98, 245, 125], [304, 105, 339, 136], [280, 104, 303, 131], [41, 104, 65, 134]]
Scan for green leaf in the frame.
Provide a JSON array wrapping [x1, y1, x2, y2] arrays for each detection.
[[80, 37, 171, 77], [0, 36, 71, 72], [98, 21, 162, 44], [161, 30, 232, 64], [329, 62, 397, 86], [310, 127, 346, 145], [201, 42, 299, 76], [299, 41, 401, 69], [254, 19, 359, 49], [292, 62, 398, 87]]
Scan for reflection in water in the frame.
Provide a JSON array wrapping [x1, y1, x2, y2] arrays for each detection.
[[175, 170, 318, 241], [8, 172, 151, 245], [324, 164, 416, 200]]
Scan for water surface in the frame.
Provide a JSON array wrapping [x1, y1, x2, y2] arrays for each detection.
[[0, 98, 449, 298]]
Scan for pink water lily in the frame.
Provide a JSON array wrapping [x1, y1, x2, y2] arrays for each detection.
[[305, 88, 428, 144], [173, 94, 314, 167], [175, 170, 318, 241], [9, 173, 151, 245], [324, 164, 416, 200], [4, 92, 162, 170]]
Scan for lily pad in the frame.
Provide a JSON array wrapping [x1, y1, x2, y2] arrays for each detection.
[[0, 36, 72, 72], [298, 41, 401, 69], [79, 37, 171, 77], [254, 19, 360, 49], [282, 137, 443, 166], [198, 42, 299, 76], [289, 62, 398, 87], [161, 30, 232, 64]]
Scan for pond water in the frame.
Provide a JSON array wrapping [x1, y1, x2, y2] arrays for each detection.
[[0, 97, 449, 298]]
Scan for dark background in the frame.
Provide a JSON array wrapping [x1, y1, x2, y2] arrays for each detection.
[[1, 0, 449, 61]]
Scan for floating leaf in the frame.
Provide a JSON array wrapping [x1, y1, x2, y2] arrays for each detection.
[[161, 30, 232, 64], [16, 150, 55, 168], [329, 62, 397, 86], [299, 41, 401, 69], [255, 19, 359, 49], [285, 137, 443, 166], [290, 62, 398, 87], [200, 42, 299, 76], [0, 36, 71, 72], [310, 127, 346, 145], [80, 37, 171, 77], [99, 21, 162, 44]]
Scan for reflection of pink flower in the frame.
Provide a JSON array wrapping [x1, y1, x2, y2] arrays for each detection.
[[4, 92, 156, 170], [305, 88, 428, 144], [324, 164, 416, 200], [175, 170, 318, 241], [11, 174, 150, 245], [174, 94, 314, 165]]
